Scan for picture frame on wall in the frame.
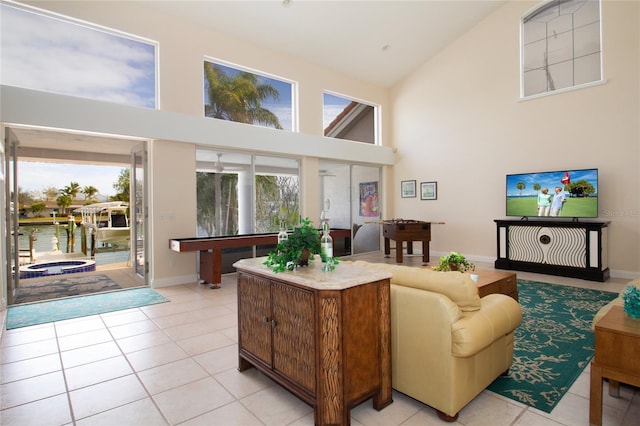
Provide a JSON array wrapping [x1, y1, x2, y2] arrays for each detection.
[[359, 181, 379, 217], [401, 180, 416, 198], [420, 181, 437, 200]]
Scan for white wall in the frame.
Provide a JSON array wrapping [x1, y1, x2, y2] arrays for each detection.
[[390, 0, 640, 276]]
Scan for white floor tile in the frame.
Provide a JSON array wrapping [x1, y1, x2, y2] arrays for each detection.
[[74, 397, 167, 426], [69, 374, 148, 420], [0, 393, 72, 426], [1, 371, 67, 409], [1, 353, 61, 383], [152, 377, 235, 424], [1, 259, 637, 426]]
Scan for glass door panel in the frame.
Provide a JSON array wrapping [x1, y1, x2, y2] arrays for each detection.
[[351, 165, 381, 254], [131, 143, 147, 280]]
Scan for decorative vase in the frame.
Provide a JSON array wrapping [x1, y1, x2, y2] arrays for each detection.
[[623, 285, 640, 319], [298, 248, 311, 267]]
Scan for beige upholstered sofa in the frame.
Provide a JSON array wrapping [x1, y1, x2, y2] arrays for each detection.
[[592, 277, 640, 328], [347, 261, 522, 421]]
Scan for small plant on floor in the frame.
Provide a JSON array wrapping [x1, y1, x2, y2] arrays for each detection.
[[434, 251, 475, 273]]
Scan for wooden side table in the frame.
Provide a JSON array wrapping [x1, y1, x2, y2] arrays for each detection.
[[474, 269, 518, 301], [589, 305, 640, 425]]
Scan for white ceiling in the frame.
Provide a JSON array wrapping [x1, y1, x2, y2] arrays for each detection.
[[138, 0, 506, 88]]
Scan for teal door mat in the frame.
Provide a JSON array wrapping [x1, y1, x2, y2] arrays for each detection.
[[6, 287, 169, 330]]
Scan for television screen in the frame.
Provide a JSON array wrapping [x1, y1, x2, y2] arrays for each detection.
[[506, 168, 598, 218]]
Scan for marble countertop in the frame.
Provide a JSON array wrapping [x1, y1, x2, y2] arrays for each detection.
[[233, 257, 391, 290]]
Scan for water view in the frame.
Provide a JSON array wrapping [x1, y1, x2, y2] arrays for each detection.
[[17, 224, 130, 266]]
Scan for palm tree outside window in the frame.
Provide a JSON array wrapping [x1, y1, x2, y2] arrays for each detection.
[[203, 60, 295, 131]]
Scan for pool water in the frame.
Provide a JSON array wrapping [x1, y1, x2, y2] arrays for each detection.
[[19, 260, 97, 279]]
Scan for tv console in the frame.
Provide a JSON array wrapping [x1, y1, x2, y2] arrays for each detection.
[[494, 219, 610, 282]]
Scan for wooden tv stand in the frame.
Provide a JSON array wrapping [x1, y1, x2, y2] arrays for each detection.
[[234, 258, 393, 425], [494, 219, 610, 282]]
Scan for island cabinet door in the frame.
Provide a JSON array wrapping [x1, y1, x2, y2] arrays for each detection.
[[238, 272, 272, 366], [271, 282, 316, 394]]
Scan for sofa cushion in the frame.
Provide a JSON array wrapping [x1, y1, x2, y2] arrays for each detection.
[[351, 260, 481, 311], [451, 294, 522, 357]]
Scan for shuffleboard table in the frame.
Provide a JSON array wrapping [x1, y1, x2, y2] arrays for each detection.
[[170, 229, 351, 288]]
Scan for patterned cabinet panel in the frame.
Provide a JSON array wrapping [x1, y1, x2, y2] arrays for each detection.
[[237, 272, 272, 366], [508, 226, 587, 267], [271, 282, 316, 393], [495, 220, 610, 282]]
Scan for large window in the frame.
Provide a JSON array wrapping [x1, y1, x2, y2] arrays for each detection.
[[196, 150, 299, 237], [0, 3, 157, 108], [203, 60, 295, 131], [323, 92, 377, 144], [521, 0, 602, 98]]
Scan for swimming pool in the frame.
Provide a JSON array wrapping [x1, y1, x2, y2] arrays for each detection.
[[19, 259, 96, 279]]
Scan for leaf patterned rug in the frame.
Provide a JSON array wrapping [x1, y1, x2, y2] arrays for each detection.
[[487, 279, 618, 412], [13, 274, 122, 305]]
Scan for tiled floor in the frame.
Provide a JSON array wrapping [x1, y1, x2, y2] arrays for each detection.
[[1, 253, 638, 425]]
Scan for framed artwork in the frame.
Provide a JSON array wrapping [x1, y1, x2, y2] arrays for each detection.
[[359, 181, 379, 217], [420, 181, 437, 200], [401, 180, 416, 198]]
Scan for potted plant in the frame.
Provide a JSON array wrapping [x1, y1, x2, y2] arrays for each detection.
[[434, 251, 475, 273], [264, 217, 321, 272]]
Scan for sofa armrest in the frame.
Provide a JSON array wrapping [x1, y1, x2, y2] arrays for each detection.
[[451, 294, 522, 357]]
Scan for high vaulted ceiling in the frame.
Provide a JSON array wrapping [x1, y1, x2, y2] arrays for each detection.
[[138, 0, 506, 88]]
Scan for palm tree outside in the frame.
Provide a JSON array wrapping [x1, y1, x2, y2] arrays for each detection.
[[199, 62, 296, 237], [204, 61, 283, 129]]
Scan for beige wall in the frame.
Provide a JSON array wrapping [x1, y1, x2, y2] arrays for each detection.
[[7, 0, 639, 280], [10, 1, 393, 287], [390, 0, 640, 276], [26, 1, 390, 140], [150, 140, 198, 285]]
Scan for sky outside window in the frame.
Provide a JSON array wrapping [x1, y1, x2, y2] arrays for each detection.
[[323, 93, 352, 129], [0, 3, 157, 108], [204, 61, 294, 131]]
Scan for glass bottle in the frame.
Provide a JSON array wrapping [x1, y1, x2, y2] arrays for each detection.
[[320, 220, 333, 265], [277, 219, 288, 244]]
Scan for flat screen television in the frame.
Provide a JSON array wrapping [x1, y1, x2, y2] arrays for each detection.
[[506, 168, 598, 218]]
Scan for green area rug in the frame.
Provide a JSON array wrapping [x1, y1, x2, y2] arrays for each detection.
[[6, 288, 169, 330], [13, 274, 121, 304], [488, 279, 618, 413]]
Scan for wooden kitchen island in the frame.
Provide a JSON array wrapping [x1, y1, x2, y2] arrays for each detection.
[[233, 258, 393, 425]]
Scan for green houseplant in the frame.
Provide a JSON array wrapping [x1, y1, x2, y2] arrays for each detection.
[[264, 217, 321, 272], [434, 251, 475, 273]]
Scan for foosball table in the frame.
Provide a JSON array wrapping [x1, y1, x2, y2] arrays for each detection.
[[382, 219, 432, 264]]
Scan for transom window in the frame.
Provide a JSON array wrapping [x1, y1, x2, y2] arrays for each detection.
[[0, 3, 157, 108], [521, 0, 602, 98], [323, 92, 377, 144], [203, 60, 295, 131]]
